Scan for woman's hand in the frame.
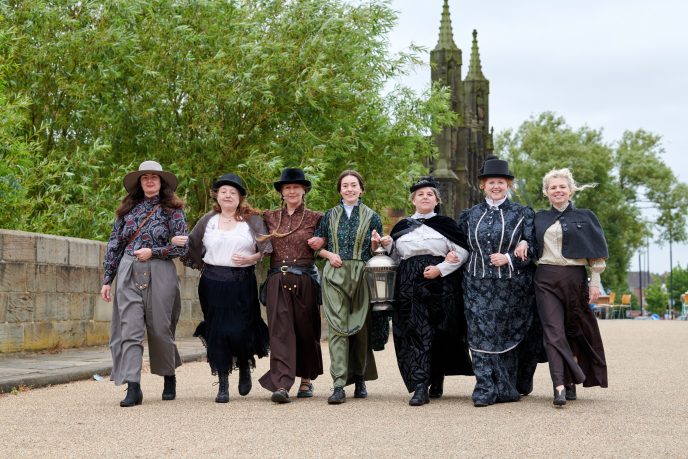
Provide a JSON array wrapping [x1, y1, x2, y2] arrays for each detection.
[[423, 265, 441, 279], [171, 235, 188, 247], [589, 285, 601, 304], [307, 236, 325, 250], [322, 250, 342, 268], [232, 252, 261, 265], [133, 248, 153, 262], [489, 253, 509, 267], [100, 285, 112, 302], [371, 229, 392, 248], [514, 241, 528, 261], [445, 251, 460, 264]]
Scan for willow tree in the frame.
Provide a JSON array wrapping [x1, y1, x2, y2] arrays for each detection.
[[2, 0, 453, 238]]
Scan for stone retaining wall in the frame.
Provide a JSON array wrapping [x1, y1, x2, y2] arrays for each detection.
[[0, 230, 203, 353]]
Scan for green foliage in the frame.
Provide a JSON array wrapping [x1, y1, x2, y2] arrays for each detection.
[[496, 112, 686, 291], [663, 264, 688, 311], [1, 0, 453, 237], [643, 283, 668, 316]]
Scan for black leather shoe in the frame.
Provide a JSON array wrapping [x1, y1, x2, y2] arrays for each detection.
[[409, 383, 429, 406], [553, 387, 566, 407], [162, 375, 176, 401], [328, 386, 346, 404], [238, 365, 252, 396], [565, 384, 577, 401], [354, 377, 367, 399], [215, 372, 229, 403], [271, 388, 291, 404], [297, 382, 314, 398], [429, 376, 444, 399], [517, 380, 533, 396], [120, 382, 143, 407]]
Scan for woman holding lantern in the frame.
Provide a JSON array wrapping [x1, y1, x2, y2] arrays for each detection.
[[375, 177, 473, 406]]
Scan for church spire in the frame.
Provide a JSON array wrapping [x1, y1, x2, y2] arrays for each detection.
[[434, 0, 458, 50], [466, 29, 486, 80]]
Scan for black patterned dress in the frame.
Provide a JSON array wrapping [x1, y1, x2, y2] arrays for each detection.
[[458, 199, 542, 405], [390, 215, 473, 393]]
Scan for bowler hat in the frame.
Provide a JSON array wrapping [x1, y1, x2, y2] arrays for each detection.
[[410, 176, 440, 193], [478, 155, 514, 179], [123, 160, 178, 193], [273, 168, 312, 192], [212, 173, 246, 196]]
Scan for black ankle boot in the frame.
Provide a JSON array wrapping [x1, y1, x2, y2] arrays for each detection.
[[162, 375, 176, 401], [238, 364, 252, 396], [409, 383, 429, 406], [120, 382, 143, 407], [429, 376, 444, 399], [565, 384, 577, 401], [216, 372, 229, 403], [553, 387, 566, 406], [354, 376, 367, 399]]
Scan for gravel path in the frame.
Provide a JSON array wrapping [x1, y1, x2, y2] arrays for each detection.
[[1, 321, 686, 458]]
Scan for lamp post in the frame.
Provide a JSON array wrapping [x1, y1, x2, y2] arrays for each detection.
[[638, 250, 644, 316], [669, 223, 674, 319]]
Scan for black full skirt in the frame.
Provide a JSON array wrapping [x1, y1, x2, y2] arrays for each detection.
[[392, 255, 473, 392], [195, 265, 269, 374]]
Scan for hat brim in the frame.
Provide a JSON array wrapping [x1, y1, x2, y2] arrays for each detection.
[[477, 173, 514, 180], [273, 180, 312, 192], [123, 170, 178, 193], [213, 179, 247, 196]]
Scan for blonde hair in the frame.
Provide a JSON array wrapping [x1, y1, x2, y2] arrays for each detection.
[[541, 168, 596, 197]]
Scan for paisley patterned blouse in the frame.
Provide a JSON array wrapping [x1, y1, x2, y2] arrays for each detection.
[[102, 196, 188, 285]]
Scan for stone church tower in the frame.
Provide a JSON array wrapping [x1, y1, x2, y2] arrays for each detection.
[[429, 0, 494, 218]]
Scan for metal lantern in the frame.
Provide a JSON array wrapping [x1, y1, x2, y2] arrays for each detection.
[[365, 246, 398, 311]]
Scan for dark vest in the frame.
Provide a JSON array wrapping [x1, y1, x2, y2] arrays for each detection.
[[534, 203, 608, 259]]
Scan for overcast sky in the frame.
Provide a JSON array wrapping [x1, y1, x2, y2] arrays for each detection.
[[386, 0, 688, 276]]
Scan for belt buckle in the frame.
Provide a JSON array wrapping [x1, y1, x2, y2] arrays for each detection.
[[280, 265, 289, 273]]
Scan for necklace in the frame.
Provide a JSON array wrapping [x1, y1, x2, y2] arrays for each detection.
[[220, 214, 235, 223]]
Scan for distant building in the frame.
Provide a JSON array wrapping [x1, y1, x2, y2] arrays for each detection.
[[627, 271, 653, 299], [429, 0, 494, 218]]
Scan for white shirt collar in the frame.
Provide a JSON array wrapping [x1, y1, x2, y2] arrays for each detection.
[[485, 197, 507, 208], [411, 212, 436, 219]]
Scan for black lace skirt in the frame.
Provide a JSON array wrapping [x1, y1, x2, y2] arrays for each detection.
[[195, 265, 269, 374]]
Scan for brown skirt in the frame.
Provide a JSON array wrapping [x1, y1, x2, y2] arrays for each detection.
[[258, 271, 323, 392], [534, 264, 607, 388]]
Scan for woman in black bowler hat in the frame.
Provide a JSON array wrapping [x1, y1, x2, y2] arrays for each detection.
[[256, 168, 324, 404], [457, 155, 542, 407], [173, 173, 271, 403], [374, 176, 473, 406]]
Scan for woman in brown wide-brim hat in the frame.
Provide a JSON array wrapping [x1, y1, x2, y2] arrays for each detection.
[[101, 160, 188, 407], [256, 167, 324, 404]]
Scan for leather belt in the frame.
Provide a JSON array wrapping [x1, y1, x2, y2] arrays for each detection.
[[268, 265, 313, 277]]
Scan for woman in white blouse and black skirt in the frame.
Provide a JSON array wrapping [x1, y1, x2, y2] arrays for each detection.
[[375, 177, 473, 406], [174, 173, 271, 403], [534, 168, 608, 407]]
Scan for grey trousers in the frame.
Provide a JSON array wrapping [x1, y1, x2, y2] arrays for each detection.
[[110, 255, 182, 385]]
